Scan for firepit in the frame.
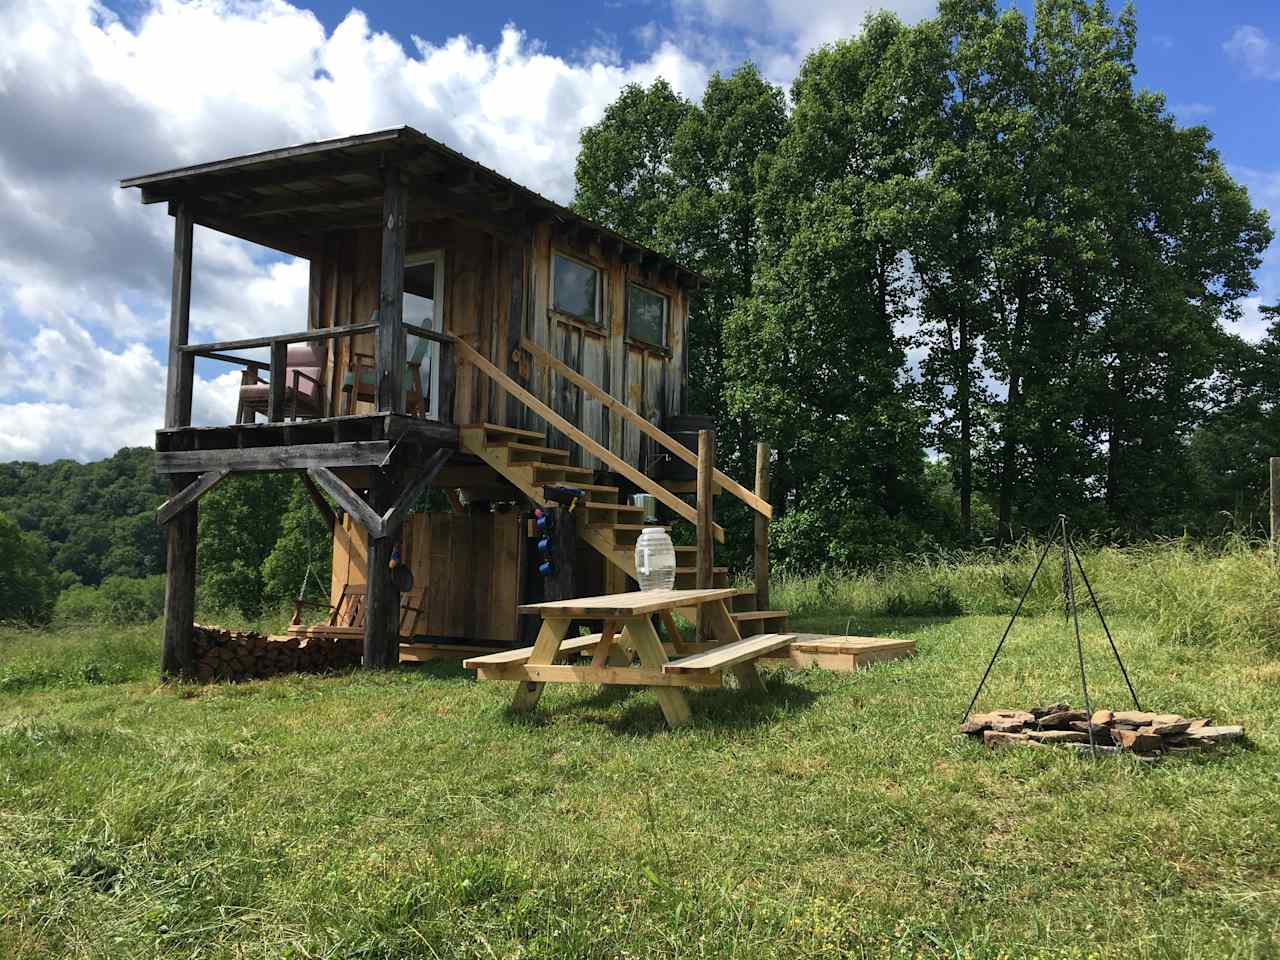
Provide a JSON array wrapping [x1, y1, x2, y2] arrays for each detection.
[[961, 703, 1245, 758]]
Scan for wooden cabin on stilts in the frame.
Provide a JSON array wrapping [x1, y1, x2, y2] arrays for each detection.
[[124, 127, 789, 675]]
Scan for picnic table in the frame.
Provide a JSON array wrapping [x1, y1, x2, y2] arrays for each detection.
[[463, 588, 796, 728]]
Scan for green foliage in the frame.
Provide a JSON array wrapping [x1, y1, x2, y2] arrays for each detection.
[[197, 473, 294, 617], [261, 481, 333, 606], [0, 447, 163, 587], [53, 575, 165, 626], [573, 2, 1274, 566], [773, 534, 1280, 652], [0, 512, 57, 624]]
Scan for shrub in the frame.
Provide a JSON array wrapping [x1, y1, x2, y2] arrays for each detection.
[[54, 575, 165, 625], [0, 512, 57, 624]]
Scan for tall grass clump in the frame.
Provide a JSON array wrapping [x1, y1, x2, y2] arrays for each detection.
[[775, 534, 1280, 652], [0, 622, 159, 692]]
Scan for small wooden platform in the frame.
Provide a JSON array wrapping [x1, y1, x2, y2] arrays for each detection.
[[770, 634, 916, 672]]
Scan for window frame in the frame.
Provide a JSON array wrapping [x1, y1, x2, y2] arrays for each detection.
[[550, 251, 603, 328], [625, 280, 670, 352]]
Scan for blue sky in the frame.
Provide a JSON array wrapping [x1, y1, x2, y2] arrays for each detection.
[[1, 0, 1278, 462]]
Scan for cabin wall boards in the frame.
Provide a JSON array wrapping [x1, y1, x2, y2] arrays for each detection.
[[308, 217, 690, 457], [332, 510, 525, 642]]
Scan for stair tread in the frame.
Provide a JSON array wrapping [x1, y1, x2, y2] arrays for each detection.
[[532, 463, 594, 476], [731, 609, 790, 621], [543, 482, 619, 494], [674, 565, 729, 574], [495, 441, 570, 459], [467, 422, 545, 441], [583, 501, 641, 511]]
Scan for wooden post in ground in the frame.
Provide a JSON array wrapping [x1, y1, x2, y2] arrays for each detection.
[[754, 440, 771, 612], [376, 156, 406, 414], [160, 474, 198, 677], [1271, 457, 1280, 559], [696, 429, 715, 641], [164, 202, 194, 429], [363, 468, 401, 669]]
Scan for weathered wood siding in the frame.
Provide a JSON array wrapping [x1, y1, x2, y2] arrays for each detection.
[[309, 215, 689, 468], [331, 510, 524, 643]]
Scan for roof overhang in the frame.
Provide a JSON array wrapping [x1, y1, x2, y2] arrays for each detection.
[[121, 126, 701, 284]]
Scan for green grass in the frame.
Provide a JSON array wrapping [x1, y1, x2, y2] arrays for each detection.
[[2, 550, 1278, 959]]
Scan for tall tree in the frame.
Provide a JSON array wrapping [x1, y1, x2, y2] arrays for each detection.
[[724, 14, 943, 567], [572, 80, 692, 245]]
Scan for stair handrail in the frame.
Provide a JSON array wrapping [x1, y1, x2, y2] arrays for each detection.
[[519, 337, 772, 519], [453, 339, 725, 542]]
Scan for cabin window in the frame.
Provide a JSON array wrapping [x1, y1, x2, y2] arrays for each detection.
[[552, 253, 600, 325], [626, 282, 668, 349]]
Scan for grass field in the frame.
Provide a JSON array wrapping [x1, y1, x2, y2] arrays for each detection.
[[2, 545, 1278, 959]]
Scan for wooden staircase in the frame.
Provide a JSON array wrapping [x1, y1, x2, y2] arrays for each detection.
[[460, 423, 789, 636]]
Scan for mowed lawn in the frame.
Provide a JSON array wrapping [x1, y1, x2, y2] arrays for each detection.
[[1, 612, 1277, 959]]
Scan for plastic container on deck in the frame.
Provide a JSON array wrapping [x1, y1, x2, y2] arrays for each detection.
[[634, 526, 677, 592]]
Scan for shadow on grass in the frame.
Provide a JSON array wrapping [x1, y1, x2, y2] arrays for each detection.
[[502, 674, 823, 737]]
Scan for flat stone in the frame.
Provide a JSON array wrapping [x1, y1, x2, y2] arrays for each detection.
[[1185, 725, 1244, 745], [1113, 711, 1160, 726], [1091, 709, 1115, 726], [1069, 722, 1115, 744], [1113, 728, 1164, 753], [1187, 718, 1213, 731], [1037, 710, 1088, 729], [1030, 702, 1071, 718], [1027, 729, 1088, 744], [989, 718, 1028, 733], [1144, 720, 1192, 737]]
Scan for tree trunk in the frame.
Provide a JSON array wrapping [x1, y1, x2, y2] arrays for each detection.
[[958, 304, 972, 538]]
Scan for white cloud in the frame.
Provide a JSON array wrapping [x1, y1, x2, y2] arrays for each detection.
[[1223, 25, 1280, 80], [1170, 101, 1216, 121], [674, 0, 937, 82], [0, 0, 714, 462]]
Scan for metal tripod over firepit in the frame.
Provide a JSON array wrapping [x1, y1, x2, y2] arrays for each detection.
[[962, 516, 1142, 753]]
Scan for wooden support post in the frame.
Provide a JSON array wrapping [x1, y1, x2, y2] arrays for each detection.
[[301, 472, 336, 532], [754, 440, 771, 611], [267, 340, 288, 422], [1271, 457, 1280, 559], [696, 429, 715, 642], [160, 474, 198, 677], [376, 157, 407, 414], [543, 507, 578, 602], [437, 339, 457, 424], [363, 468, 401, 669], [165, 203, 194, 429]]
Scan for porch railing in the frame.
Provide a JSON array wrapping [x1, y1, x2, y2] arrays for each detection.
[[177, 321, 454, 425]]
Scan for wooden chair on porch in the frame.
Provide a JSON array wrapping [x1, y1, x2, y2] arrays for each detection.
[[341, 313, 433, 417], [236, 340, 327, 422]]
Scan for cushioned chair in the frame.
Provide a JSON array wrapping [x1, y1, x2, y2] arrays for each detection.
[[236, 340, 327, 422]]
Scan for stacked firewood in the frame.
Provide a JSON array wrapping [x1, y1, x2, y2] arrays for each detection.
[[193, 624, 362, 682], [962, 703, 1245, 757]]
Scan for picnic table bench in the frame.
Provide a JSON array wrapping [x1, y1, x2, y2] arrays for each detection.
[[464, 588, 795, 728]]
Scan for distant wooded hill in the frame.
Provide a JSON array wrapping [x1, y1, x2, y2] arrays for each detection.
[[0, 447, 165, 589]]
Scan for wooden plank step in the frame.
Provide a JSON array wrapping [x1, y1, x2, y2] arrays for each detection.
[[463, 633, 602, 669], [494, 441, 570, 460], [675, 565, 728, 575], [468, 422, 545, 441], [583, 501, 642, 513], [546, 482, 619, 494], [731, 610, 789, 622], [532, 463, 594, 477], [664, 633, 797, 674], [608, 523, 671, 532]]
